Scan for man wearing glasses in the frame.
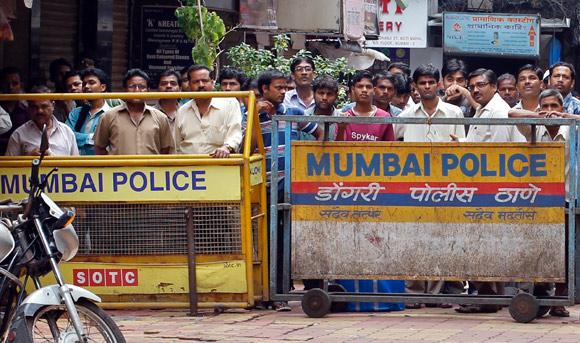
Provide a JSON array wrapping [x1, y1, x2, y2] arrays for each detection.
[[283, 57, 316, 111], [453, 68, 525, 143], [94, 69, 173, 155]]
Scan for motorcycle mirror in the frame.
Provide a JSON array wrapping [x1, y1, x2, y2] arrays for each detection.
[[39, 124, 49, 156]]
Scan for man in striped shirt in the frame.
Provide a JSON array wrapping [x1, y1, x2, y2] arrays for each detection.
[[254, 69, 322, 311]]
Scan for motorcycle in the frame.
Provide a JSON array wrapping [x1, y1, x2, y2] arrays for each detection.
[[0, 126, 125, 342]]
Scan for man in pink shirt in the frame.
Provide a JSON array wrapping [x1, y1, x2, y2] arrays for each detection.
[[337, 70, 394, 142]]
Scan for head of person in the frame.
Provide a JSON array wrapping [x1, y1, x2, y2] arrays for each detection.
[[391, 73, 412, 110], [123, 68, 150, 104], [387, 62, 411, 77], [497, 73, 518, 106], [0, 66, 24, 94], [81, 68, 109, 94], [157, 69, 181, 92], [290, 57, 316, 89], [349, 70, 374, 105], [312, 75, 339, 114], [49, 58, 73, 86], [410, 81, 420, 103], [218, 67, 245, 92], [549, 61, 576, 97], [258, 69, 287, 106], [187, 64, 214, 92], [467, 68, 498, 107], [372, 72, 396, 108], [286, 76, 296, 92], [412, 64, 440, 102], [28, 85, 55, 129], [180, 66, 190, 91], [515, 65, 543, 101], [241, 77, 259, 107], [78, 56, 96, 70], [538, 88, 564, 113], [62, 70, 82, 93], [441, 58, 468, 89]]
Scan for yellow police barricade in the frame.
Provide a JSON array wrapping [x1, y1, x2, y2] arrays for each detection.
[[0, 91, 269, 309]]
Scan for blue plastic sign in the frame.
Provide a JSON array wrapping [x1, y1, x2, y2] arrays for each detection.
[[443, 12, 540, 58]]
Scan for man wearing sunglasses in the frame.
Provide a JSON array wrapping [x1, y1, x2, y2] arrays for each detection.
[[452, 68, 525, 143]]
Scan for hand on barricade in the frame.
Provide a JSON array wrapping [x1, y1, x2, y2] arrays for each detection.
[[210, 146, 231, 158]]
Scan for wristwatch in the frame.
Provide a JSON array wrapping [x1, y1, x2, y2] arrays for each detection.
[[224, 144, 235, 153]]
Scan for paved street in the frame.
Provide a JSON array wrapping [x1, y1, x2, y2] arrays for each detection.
[[112, 303, 580, 342]]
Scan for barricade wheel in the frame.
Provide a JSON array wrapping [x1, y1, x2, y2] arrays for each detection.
[[302, 288, 331, 318], [509, 293, 539, 323], [328, 283, 347, 313]]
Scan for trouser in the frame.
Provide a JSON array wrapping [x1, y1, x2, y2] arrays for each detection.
[[405, 280, 465, 295]]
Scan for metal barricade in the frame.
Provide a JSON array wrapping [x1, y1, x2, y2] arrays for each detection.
[[0, 91, 270, 310], [269, 115, 577, 323]]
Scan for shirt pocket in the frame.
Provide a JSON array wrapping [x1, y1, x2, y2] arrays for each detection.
[[202, 123, 226, 146]]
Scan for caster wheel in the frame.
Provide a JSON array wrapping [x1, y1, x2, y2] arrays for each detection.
[[328, 283, 347, 313], [536, 306, 550, 318], [509, 293, 539, 323], [302, 288, 331, 318]]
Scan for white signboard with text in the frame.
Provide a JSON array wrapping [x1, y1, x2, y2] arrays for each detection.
[[365, 0, 428, 48]]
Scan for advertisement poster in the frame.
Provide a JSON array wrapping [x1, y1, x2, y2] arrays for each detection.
[[365, 0, 428, 48], [140, 6, 193, 85], [443, 12, 540, 58]]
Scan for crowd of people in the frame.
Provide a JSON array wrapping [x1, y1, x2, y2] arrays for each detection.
[[0, 56, 577, 315]]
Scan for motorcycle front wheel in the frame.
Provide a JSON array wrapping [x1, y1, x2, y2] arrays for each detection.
[[26, 299, 125, 342]]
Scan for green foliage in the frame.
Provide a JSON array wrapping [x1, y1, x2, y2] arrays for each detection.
[[226, 34, 355, 106], [175, 3, 226, 69]]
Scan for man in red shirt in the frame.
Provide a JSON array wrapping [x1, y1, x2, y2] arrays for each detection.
[[337, 70, 394, 142]]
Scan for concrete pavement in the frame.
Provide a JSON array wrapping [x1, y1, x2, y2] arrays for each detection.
[[111, 303, 580, 342]]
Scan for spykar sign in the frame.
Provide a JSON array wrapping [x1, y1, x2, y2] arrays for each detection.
[[290, 142, 565, 282], [365, 0, 428, 48]]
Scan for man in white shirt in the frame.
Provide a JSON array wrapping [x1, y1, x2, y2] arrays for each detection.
[[509, 64, 544, 117], [397, 64, 465, 142], [174, 64, 242, 157], [0, 105, 11, 135], [396, 64, 465, 309], [455, 69, 525, 314], [457, 68, 526, 143], [6, 86, 78, 156]]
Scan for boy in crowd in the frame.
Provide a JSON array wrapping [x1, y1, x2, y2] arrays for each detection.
[[337, 70, 394, 142], [302, 75, 341, 141], [66, 68, 111, 155]]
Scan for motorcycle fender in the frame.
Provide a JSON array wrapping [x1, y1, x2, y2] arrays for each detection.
[[7, 285, 102, 342], [20, 284, 101, 316]]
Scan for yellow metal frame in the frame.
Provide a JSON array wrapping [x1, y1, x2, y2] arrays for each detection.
[[0, 91, 269, 309]]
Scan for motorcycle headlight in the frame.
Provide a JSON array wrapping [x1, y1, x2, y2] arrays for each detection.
[[53, 224, 79, 261]]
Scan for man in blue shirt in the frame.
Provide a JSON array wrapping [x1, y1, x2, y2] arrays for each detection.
[[66, 68, 111, 155], [548, 62, 580, 114], [283, 57, 316, 111]]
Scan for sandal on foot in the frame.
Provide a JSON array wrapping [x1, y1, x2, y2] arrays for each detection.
[[550, 306, 570, 317]]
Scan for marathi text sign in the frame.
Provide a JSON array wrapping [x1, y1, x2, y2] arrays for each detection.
[[291, 142, 565, 282], [0, 165, 241, 202], [365, 0, 427, 48], [443, 12, 540, 58]]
